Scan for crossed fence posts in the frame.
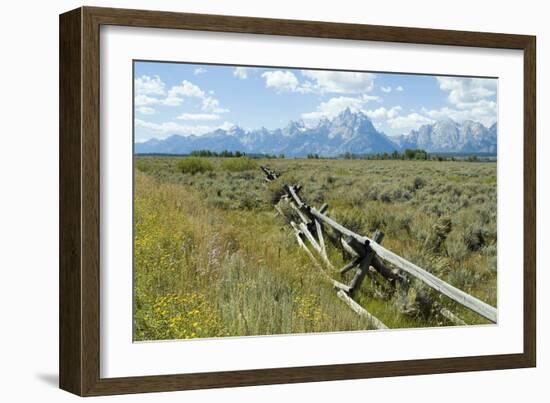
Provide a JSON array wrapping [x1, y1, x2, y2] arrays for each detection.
[[261, 165, 497, 330]]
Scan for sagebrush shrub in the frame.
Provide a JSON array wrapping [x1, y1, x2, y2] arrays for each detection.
[[177, 157, 213, 175], [220, 157, 258, 172], [134, 157, 497, 336]]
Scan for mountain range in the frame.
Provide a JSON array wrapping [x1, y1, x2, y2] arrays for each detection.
[[135, 108, 497, 157]]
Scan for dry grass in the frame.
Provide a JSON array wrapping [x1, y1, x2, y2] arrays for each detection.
[[134, 157, 497, 340]]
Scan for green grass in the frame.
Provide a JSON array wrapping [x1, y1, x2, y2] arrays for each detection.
[[177, 157, 213, 174], [134, 156, 497, 340], [220, 157, 258, 172]]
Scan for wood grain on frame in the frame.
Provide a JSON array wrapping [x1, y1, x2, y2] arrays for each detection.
[[59, 6, 536, 396], [59, 7, 82, 395]]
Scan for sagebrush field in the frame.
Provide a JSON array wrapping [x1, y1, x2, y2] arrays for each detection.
[[133, 156, 497, 341]]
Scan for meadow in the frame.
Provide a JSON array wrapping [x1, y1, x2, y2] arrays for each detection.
[[133, 156, 497, 341]]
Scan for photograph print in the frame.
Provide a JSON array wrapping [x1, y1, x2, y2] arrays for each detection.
[[133, 61, 498, 342]]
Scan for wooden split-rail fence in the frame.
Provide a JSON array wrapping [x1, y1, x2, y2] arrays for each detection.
[[261, 165, 497, 330]]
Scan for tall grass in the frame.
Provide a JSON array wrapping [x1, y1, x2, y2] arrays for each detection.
[[220, 157, 258, 172], [177, 157, 213, 174], [134, 157, 497, 340], [134, 170, 371, 341]]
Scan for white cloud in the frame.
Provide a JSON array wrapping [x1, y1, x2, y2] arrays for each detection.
[[135, 78, 200, 107], [301, 94, 380, 123], [387, 113, 434, 131], [366, 106, 402, 120], [162, 95, 184, 107], [218, 121, 236, 131], [261, 70, 303, 93], [177, 113, 220, 121], [135, 94, 162, 107], [134, 79, 229, 114], [136, 106, 155, 115], [437, 77, 496, 107], [233, 67, 250, 80], [366, 77, 496, 133], [135, 75, 165, 96], [168, 80, 205, 98], [428, 77, 497, 126], [201, 97, 229, 113], [364, 106, 433, 134], [135, 94, 183, 107], [135, 119, 234, 139], [193, 67, 207, 75], [380, 85, 403, 93], [166, 81, 229, 113], [422, 100, 497, 127], [261, 69, 376, 95], [301, 70, 376, 94]]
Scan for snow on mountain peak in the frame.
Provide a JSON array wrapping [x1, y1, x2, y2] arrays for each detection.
[[135, 110, 496, 156]]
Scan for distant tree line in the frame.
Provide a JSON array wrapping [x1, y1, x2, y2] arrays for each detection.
[[342, 149, 429, 160], [341, 150, 495, 162], [189, 149, 284, 159], [190, 149, 246, 158], [187, 148, 487, 162], [266, 154, 286, 159], [342, 148, 479, 162]]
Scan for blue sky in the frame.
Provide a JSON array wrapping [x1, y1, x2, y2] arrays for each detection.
[[134, 61, 497, 142]]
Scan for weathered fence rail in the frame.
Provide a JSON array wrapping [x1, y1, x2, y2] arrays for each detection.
[[262, 165, 497, 329]]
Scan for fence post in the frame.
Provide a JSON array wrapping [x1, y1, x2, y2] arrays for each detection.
[[345, 229, 385, 296], [372, 229, 384, 244], [348, 240, 375, 296], [262, 167, 496, 323]]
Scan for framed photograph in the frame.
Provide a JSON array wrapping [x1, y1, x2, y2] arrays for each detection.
[[59, 6, 536, 396]]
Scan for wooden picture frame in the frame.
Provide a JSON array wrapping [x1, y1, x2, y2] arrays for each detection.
[[59, 6, 536, 396]]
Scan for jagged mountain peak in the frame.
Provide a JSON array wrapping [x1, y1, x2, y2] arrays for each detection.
[[332, 108, 369, 124], [398, 119, 496, 153], [283, 119, 306, 134], [135, 111, 496, 157], [225, 124, 245, 136], [324, 109, 376, 140]]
